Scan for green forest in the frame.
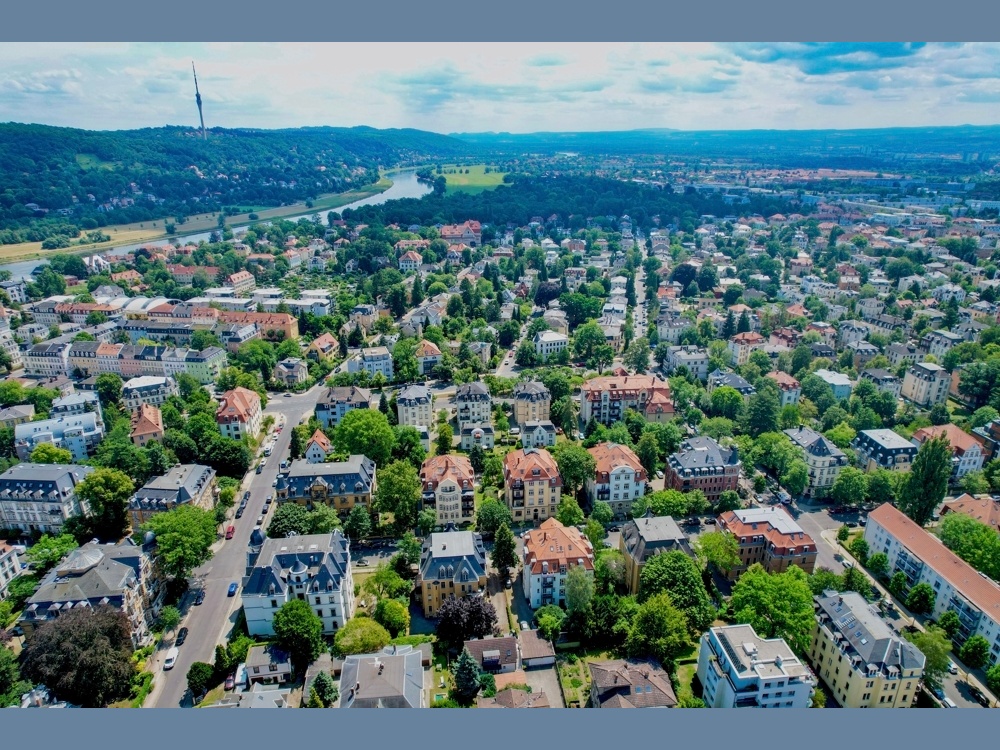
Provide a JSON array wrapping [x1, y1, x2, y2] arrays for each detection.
[[0, 123, 474, 246]]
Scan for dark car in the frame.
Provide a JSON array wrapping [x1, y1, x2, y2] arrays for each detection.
[[176, 627, 189, 645], [228, 582, 239, 597], [193, 590, 205, 606], [243, 491, 251, 502], [704, 518, 717, 525], [968, 686, 990, 707], [256, 464, 263, 475], [846, 521, 859, 528], [235, 507, 244, 519]]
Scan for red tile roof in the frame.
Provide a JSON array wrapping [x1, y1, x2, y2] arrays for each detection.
[[523, 518, 594, 575]]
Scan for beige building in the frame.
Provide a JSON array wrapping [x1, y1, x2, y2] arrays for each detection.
[[512, 381, 551, 426], [620, 511, 691, 595], [901, 362, 950, 406], [396, 384, 433, 428], [521, 518, 594, 609], [216, 386, 262, 441], [810, 591, 925, 708], [416, 530, 488, 617], [502, 448, 563, 524], [784, 426, 848, 499], [130, 403, 165, 447], [420, 455, 475, 526]]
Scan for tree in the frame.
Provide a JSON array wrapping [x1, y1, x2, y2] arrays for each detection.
[[693, 531, 741, 576], [373, 598, 410, 638], [436, 596, 497, 645], [898, 434, 951, 526], [491, 523, 518, 578], [363, 563, 411, 600], [187, 662, 215, 697], [392, 425, 427, 469], [590, 500, 614, 527], [476, 497, 513, 538], [533, 604, 567, 641], [452, 647, 482, 705], [312, 670, 338, 707], [157, 605, 181, 634], [594, 549, 627, 596], [959, 634, 990, 671], [938, 513, 1000, 581], [937, 610, 962, 640], [638, 551, 715, 634], [469, 443, 485, 475], [76, 467, 135, 541], [866, 469, 896, 506], [20, 606, 134, 707], [635, 431, 661, 477], [566, 564, 595, 618], [268, 503, 312, 538], [142, 505, 217, 580], [554, 443, 596, 500], [556, 497, 585, 528], [848, 537, 870, 566], [625, 592, 690, 664], [730, 564, 816, 655], [584, 518, 606, 551], [781, 460, 809, 497], [24, 434, 74, 463], [906, 582, 936, 615], [435, 423, 453, 455], [333, 409, 395, 466], [744, 389, 780, 438], [837, 524, 850, 542], [867, 552, 889, 581], [711, 386, 744, 420], [375, 461, 421, 531], [25, 533, 77, 573], [334, 617, 391, 656], [95, 372, 124, 407], [889, 571, 908, 599], [344, 504, 372, 541], [573, 321, 607, 363], [623, 338, 650, 373], [904, 626, 951, 690], [417, 508, 437, 536]]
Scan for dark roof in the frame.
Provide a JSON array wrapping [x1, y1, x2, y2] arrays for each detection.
[[668, 436, 740, 475], [588, 659, 678, 708], [462, 636, 519, 669], [814, 591, 925, 674], [277, 456, 376, 497], [621, 513, 691, 563], [784, 426, 846, 460], [244, 532, 351, 599]]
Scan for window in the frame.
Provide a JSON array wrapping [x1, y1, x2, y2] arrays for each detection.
[[271, 599, 278, 608], [315, 597, 321, 604]]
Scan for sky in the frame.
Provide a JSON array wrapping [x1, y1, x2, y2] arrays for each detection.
[[1, 42, 999, 134]]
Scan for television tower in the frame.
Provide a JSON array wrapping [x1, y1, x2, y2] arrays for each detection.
[[192, 62, 206, 140]]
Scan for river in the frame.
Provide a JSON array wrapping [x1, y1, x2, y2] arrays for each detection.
[[2, 170, 432, 280]]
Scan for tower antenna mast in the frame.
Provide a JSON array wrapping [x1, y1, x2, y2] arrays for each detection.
[[192, 62, 206, 140]]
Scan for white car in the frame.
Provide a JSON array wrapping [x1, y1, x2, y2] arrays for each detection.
[[948, 661, 958, 675], [164, 647, 179, 671]]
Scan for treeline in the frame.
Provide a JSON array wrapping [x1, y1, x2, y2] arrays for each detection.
[[0, 123, 473, 245]]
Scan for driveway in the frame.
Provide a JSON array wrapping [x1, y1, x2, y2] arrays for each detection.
[[510, 577, 535, 629], [524, 664, 565, 708]]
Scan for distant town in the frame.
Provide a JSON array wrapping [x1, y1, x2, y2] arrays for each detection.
[[2, 159, 1000, 712]]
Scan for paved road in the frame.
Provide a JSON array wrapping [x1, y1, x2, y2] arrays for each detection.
[[149, 385, 322, 707], [785, 502, 847, 574]]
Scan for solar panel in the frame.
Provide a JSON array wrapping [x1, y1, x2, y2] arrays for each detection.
[[718, 633, 747, 673]]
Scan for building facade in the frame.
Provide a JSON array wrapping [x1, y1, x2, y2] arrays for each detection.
[[620, 511, 692, 595], [122, 376, 179, 410], [316, 386, 372, 430], [502, 448, 563, 524], [852, 429, 917, 473], [665, 436, 741, 506], [717, 506, 818, 580], [521, 518, 594, 609], [784, 426, 848, 499], [587, 442, 648, 520], [216, 386, 263, 441], [129, 464, 217, 529], [513, 381, 551, 425], [417, 530, 488, 617], [276, 457, 378, 520], [396, 385, 433, 428], [419, 455, 476, 526], [901, 362, 950, 406], [0, 463, 93, 535], [455, 381, 492, 429]]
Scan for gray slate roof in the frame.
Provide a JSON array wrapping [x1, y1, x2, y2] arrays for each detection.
[[814, 591, 925, 674]]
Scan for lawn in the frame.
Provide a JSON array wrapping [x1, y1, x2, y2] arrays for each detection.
[[556, 650, 613, 708], [440, 164, 507, 195]]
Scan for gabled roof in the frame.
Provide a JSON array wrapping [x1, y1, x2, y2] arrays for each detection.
[[305, 429, 332, 454]]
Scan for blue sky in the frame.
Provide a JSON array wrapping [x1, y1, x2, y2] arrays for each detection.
[[1, 42, 998, 132]]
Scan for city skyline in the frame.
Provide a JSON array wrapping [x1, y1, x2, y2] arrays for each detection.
[[1, 42, 999, 133]]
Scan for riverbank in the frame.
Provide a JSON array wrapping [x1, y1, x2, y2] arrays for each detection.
[[0, 177, 394, 266]]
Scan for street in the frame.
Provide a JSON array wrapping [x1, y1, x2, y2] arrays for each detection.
[[148, 385, 323, 707]]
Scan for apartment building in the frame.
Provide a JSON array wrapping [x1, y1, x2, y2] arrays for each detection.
[[814, 369, 854, 401], [130, 403, 165, 448], [216, 387, 262, 441], [861, 368, 902, 399], [455, 381, 492, 429], [852, 429, 918, 473], [129, 464, 217, 529], [911, 423, 985, 479], [502, 448, 563, 524], [533, 331, 568, 361], [665, 436, 741, 506], [663, 345, 710, 381], [225, 270, 257, 297], [810, 590, 925, 708], [707, 369, 756, 400], [460, 424, 495, 451], [414, 339, 443, 376], [717, 506, 818, 580], [619, 510, 692, 595], [728, 332, 766, 367], [243, 531, 354, 637], [512, 381, 551, 425], [419, 454, 476, 526], [766, 371, 801, 407], [865, 503, 1000, 664], [122, 375, 179, 410], [784, 426, 848, 499], [23, 342, 72, 378], [316, 386, 372, 430], [417, 529, 488, 617], [580, 373, 674, 426], [347, 346, 394, 380], [14, 413, 104, 462], [901, 362, 950, 407], [521, 518, 594, 609], [697, 624, 815, 709], [0, 540, 23, 602], [0, 463, 93, 535], [277, 456, 377, 519], [587, 442, 648, 520], [521, 420, 557, 448]]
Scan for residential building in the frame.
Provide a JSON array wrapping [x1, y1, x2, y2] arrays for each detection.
[[14, 413, 104, 462], [503, 448, 562, 524], [216, 386, 262, 441], [521, 518, 594, 609], [838, 320, 870, 346], [707, 369, 756, 399], [243, 531, 354, 637], [477, 688, 551, 709], [865, 503, 1000, 662], [316, 386, 371, 430], [338, 645, 426, 708], [663, 345, 710, 381], [852, 429, 917, 473], [67, 341, 101, 378], [512, 381, 551, 425], [665, 436, 741, 506], [697, 625, 815, 709], [273, 358, 310, 387], [814, 369, 854, 401], [49, 392, 103, 428], [861, 368, 902, 399], [784, 426, 848, 499], [901, 362, 950, 407], [521, 420, 557, 448], [518, 628, 557, 668], [20, 539, 163, 649], [129, 463, 216, 528], [347, 346, 393, 380], [911, 424, 984, 479], [460, 424, 495, 451], [307, 332, 338, 361], [941, 494, 1000, 533], [245, 645, 293, 687], [810, 591, 925, 708], [414, 339, 442, 376], [419, 455, 475, 525], [0, 404, 34, 429], [717, 506, 818, 580], [766, 371, 801, 407], [416, 529, 487, 617], [217, 311, 298, 341], [440, 220, 482, 247], [455, 381, 491, 429], [849, 341, 881, 370], [589, 659, 678, 709], [728, 331, 766, 367], [122, 375, 178, 410], [225, 270, 256, 296], [398, 250, 423, 273], [0, 463, 93, 535], [395, 385, 432, 429], [304, 430, 334, 464], [620, 510, 692, 595], [276, 457, 377, 520], [533, 331, 568, 361], [886, 342, 920, 368], [0, 540, 23, 602], [921, 329, 964, 359], [24, 342, 72, 378], [130, 403, 164, 447], [462, 635, 521, 674], [579, 373, 674, 426], [587, 442, 648, 519]]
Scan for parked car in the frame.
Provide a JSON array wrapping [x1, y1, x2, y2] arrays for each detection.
[[704, 518, 717, 525], [942, 696, 958, 708], [228, 582, 239, 597], [256, 464, 264, 475], [284, 393, 292, 398], [164, 647, 179, 670], [656, 470, 664, 479], [225, 525, 236, 540], [520, 621, 530, 631], [176, 627, 189, 646], [357, 558, 369, 566], [235, 507, 244, 519], [225, 673, 236, 691], [968, 686, 990, 707], [193, 590, 205, 606], [243, 491, 251, 502]]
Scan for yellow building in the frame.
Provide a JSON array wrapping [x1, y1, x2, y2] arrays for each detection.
[[417, 530, 488, 617], [502, 448, 562, 524], [512, 381, 551, 426], [810, 591, 925, 708]]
